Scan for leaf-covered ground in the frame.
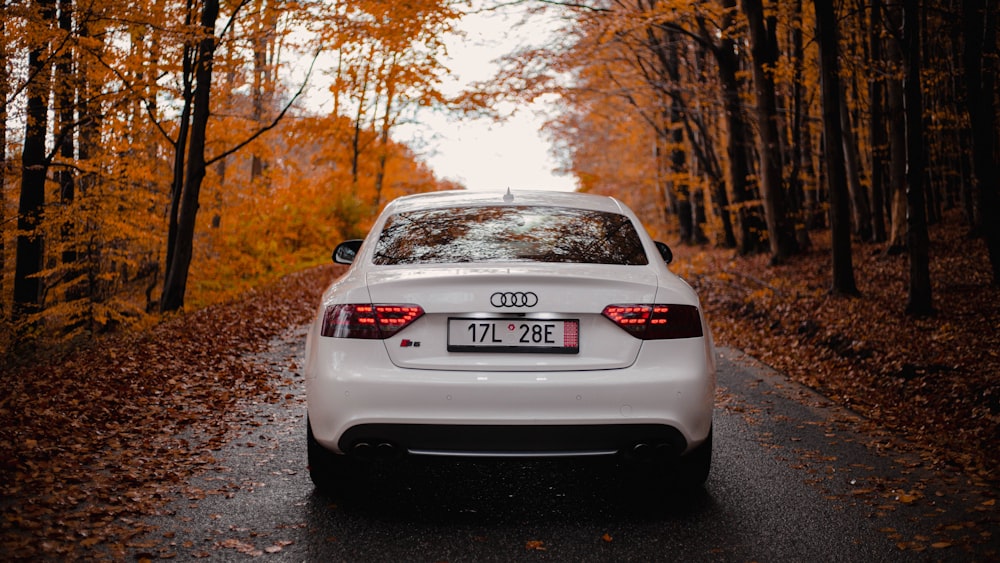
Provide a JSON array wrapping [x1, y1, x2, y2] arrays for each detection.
[[677, 210, 999, 484], [1, 210, 997, 559], [0, 265, 344, 559]]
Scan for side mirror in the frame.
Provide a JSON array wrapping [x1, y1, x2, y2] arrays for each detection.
[[655, 241, 673, 264], [333, 240, 364, 264]]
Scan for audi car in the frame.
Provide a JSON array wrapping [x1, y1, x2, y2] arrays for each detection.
[[304, 189, 716, 495]]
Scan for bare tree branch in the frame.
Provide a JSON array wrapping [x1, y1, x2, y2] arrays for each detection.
[[205, 51, 319, 166]]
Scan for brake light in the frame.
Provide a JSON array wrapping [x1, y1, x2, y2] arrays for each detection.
[[321, 304, 424, 339], [601, 304, 703, 339]]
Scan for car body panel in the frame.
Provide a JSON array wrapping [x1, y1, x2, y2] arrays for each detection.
[[305, 189, 716, 461]]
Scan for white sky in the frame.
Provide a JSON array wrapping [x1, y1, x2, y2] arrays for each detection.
[[296, 4, 576, 192], [395, 5, 577, 192]]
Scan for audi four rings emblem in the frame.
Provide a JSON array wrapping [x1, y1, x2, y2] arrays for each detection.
[[490, 291, 538, 307]]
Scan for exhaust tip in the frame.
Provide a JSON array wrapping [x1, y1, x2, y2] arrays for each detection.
[[352, 441, 373, 459], [625, 441, 682, 463], [351, 440, 403, 461], [632, 443, 652, 460], [376, 442, 398, 459]]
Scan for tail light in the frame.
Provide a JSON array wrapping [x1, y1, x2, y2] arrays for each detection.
[[321, 304, 424, 339], [602, 304, 703, 339]]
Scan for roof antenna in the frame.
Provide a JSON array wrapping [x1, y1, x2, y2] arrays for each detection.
[[503, 187, 514, 202]]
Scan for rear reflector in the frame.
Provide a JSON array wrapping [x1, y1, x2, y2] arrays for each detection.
[[601, 304, 703, 339], [321, 304, 424, 339]]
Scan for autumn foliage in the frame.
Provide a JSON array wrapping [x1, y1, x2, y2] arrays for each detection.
[[476, 1, 999, 293], [4, 0, 997, 348], [1, 0, 463, 353], [1, 0, 999, 555]]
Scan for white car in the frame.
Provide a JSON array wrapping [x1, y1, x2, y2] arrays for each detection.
[[305, 189, 716, 494]]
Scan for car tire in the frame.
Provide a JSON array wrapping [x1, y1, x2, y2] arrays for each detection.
[[307, 416, 363, 495], [674, 425, 712, 489]]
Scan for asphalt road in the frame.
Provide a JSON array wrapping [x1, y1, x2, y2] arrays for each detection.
[[131, 327, 998, 561]]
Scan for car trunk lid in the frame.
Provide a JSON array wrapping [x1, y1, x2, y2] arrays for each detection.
[[365, 265, 659, 371]]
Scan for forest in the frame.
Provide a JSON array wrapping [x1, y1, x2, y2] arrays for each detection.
[[1, 0, 998, 357], [3, 5, 999, 557]]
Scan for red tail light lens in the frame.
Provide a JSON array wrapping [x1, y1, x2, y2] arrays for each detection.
[[321, 304, 424, 339], [602, 304, 703, 339]]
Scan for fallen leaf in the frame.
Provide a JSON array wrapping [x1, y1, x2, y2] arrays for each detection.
[[525, 540, 546, 551], [931, 542, 952, 549]]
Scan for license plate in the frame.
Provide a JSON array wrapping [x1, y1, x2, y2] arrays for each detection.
[[447, 318, 579, 354]]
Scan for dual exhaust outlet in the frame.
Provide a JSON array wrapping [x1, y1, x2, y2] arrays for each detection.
[[350, 441, 402, 461], [627, 441, 681, 462]]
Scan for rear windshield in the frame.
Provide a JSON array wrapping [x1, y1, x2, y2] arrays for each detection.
[[372, 205, 649, 265]]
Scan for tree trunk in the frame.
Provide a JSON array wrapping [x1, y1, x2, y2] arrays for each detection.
[[962, 0, 1000, 284], [869, 0, 888, 243], [839, 85, 873, 241], [902, 0, 933, 315], [814, 0, 860, 296], [164, 8, 196, 278], [743, 0, 798, 263], [715, 0, 767, 254], [14, 0, 56, 323], [691, 44, 736, 248], [351, 54, 372, 190], [662, 38, 694, 245], [885, 8, 908, 254], [690, 182, 708, 244], [788, 0, 812, 250], [160, 0, 220, 312], [656, 140, 677, 230], [77, 12, 100, 325], [250, 0, 273, 185], [0, 2, 9, 319], [374, 56, 400, 210], [57, 0, 77, 267]]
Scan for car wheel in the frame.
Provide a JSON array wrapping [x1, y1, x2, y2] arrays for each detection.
[[307, 416, 363, 495], [674, 425, 712, 489]]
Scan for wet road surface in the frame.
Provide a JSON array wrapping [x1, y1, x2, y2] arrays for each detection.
[[131, 329, 998, 561]]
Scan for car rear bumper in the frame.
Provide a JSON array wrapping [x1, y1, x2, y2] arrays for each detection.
[[306, 338, 715, 458], [338, 422, 689, 460]]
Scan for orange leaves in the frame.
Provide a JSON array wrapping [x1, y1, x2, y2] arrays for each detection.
[[2, 0, 462, 349], [187, 110, 451, 311], [893, 490, 922, 505], [691, 211, 999, 482], [525, 539, 546, 551], [0, 264, 341, 559]]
